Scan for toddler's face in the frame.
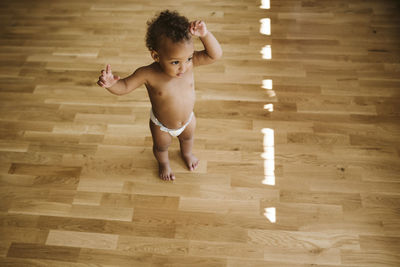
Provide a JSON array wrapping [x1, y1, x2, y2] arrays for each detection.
[[152, 37, 194, 78]]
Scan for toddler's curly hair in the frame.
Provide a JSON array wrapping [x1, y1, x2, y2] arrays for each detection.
[[146, 10, 191, 51]]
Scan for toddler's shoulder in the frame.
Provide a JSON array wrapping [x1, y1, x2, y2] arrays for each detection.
[[136, 63, 159, 76], [131, 64, 154, 81]]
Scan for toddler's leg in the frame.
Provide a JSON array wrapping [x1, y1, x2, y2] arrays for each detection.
[[178, 115, 199, 171], [149, 120, 174, 181]]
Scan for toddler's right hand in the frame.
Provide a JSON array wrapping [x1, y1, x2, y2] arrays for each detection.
[[97, 64, 120, 88]]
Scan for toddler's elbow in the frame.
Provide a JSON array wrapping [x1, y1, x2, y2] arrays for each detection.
[[213, 48, 222, 61], [216, 50, 223, 60], [209, 52, 222, 62]]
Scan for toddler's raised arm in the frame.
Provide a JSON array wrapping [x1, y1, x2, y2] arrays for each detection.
[[190, 20, 222, 66]]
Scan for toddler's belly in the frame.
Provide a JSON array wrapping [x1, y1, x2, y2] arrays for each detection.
[[153, 102, 194, 130]]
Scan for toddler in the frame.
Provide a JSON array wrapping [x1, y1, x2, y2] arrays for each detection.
[[97, 10, 222, 181]]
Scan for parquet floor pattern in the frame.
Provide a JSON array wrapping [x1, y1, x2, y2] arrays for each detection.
[[0, 0, 400, 266]]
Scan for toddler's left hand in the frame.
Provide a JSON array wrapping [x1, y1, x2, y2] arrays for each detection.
[[190, 20, 208, 38]]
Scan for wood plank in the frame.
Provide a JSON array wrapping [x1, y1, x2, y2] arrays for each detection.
[[6, 243, 80, 262], [46, 230, 118, 250]]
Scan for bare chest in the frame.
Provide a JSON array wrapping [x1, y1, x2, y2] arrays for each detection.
[[147, 73, 195, 99]]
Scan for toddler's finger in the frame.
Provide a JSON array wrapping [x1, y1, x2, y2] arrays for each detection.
[[113, 75, 120, 81], [106, 64, 111, 74]]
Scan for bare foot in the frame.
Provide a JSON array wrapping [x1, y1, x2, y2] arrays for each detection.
[[182, 153, 199, 171], [159, 162, 175, 181]]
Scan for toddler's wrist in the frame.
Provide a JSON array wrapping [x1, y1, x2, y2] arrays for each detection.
[[200, 31, 209, 38]]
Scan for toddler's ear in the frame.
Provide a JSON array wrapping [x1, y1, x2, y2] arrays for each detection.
[[151, 50, 159, 62]]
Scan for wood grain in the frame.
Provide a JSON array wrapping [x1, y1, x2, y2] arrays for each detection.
[[0, 0, 399, 266]]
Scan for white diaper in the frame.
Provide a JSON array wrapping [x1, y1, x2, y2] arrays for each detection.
[[150, 109, 193, 137]]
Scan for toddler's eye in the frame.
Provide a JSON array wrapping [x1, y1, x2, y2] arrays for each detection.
[[188, 57, 193, 62], [171, 61, 179, 65]]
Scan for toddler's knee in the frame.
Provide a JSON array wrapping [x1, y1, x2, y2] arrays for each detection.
[[153, 144, 169, 152], [179, 135, 193, 142]]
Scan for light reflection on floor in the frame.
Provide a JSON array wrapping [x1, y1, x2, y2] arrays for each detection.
[[260, 18, 271, 35], [261, 45, 272, 59], [264, 207, 276, 223], [259, 0, 276, 224], [264, 103, 274, 112], [262, 128, 275, 186], [262, 79, 273, 89], [263, 79, 276, 97], [260, 0, 271, 9]]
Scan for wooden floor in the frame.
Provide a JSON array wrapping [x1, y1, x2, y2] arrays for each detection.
[[1, 0, 400, 266]]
